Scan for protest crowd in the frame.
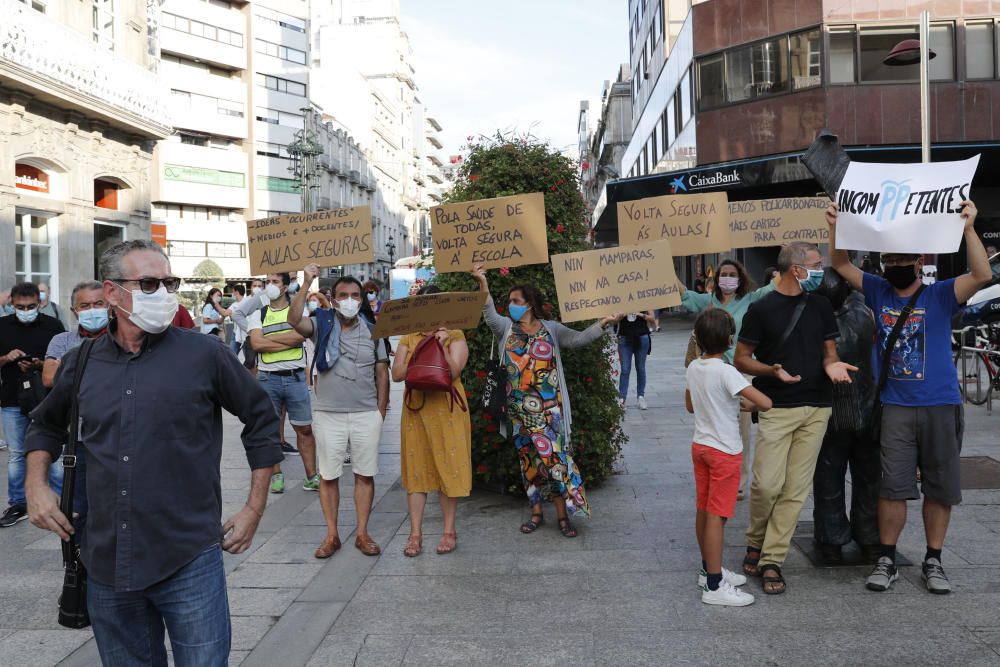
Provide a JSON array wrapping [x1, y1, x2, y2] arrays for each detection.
[[0, 182, 997, 663]]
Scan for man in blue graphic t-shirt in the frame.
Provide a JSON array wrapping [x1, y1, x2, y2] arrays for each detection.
[[827, 200, 993, 595]]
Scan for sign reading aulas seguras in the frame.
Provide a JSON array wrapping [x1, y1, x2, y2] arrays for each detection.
[[246, 206, 374, 275]]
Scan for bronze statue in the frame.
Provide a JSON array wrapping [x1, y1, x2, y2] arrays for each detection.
[[812, 268, 880, 562]]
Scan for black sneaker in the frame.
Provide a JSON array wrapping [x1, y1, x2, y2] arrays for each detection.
[[280, 441, 300, 456], [0, 505, 28, 528]]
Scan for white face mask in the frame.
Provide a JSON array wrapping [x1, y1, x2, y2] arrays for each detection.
[[39, 291, 47, 302], [118, 284, 178, 334], [252, 286, 263, 296], [265, 283, 281, 301], [307, 300, 319, 313], [337, 297, 360, 319]]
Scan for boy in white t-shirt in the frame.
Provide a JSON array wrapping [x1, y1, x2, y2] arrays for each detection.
[[685, 309, 772, 606]]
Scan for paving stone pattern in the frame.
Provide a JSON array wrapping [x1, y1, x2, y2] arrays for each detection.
[[1, 318, 1000, 666]]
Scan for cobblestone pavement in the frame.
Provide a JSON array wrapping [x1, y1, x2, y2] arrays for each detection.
[[2, 319, 1000, 666]]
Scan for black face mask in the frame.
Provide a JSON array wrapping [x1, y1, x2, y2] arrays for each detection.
[[884, 264, 918, 290]]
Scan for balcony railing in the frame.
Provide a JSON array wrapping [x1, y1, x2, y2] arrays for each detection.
[[0, 1, 171, 136]]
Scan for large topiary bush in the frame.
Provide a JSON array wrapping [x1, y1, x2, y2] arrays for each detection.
[[432, 133, 626, 493]]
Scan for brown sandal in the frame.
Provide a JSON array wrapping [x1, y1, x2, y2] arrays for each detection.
[[520, 513, 544, 534], [436, 532, 457, 555], [743, 547, 762, 577], [760, 564, 787, 595], [403, 534, 422, 558], [558, 518, 578, 538]]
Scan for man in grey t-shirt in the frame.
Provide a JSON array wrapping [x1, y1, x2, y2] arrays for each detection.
[[289, 266, 389, 560]]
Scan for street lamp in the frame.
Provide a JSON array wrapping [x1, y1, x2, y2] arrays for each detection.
[[883, 10, 936, 163], [385, 233, 396, 279]]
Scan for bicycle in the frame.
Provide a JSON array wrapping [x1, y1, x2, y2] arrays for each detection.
[[954, 322, 1000, 406]]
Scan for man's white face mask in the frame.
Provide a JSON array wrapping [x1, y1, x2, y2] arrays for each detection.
[[337, 297, 360, 320]]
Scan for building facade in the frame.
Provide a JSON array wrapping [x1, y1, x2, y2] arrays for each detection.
[[581, 65, 633, 233], [312, 0, 443, 282], [599, 0, 1000, 283], [0, 0, 170, 306]]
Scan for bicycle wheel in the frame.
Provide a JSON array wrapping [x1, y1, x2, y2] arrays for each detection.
[[966, 352, 991, 405]]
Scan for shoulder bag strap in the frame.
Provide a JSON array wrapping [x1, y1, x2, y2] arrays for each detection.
[[59, 338, 95, 566], [876, 284, 926, 395], [776, 294, 809, 349]]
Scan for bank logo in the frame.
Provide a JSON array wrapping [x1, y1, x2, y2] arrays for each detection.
[[670, 176, 687, 194]]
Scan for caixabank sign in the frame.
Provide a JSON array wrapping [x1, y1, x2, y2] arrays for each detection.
[[669, 168, 742, 194]]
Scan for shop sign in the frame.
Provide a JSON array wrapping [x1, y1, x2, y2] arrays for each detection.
[[15, 163, 49, 193], [164, 165, 245, 188]]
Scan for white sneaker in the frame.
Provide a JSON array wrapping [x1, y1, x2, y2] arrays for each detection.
[[638, 396, 648, 410], [702, 580, 755, 606], [698, 567, 748, 590]]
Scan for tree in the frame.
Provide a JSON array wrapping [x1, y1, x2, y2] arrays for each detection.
[[192, 259, 224, 282], [432, 132, 626, 492]]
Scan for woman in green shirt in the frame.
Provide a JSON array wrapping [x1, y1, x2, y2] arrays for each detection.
[[680, 258, 776, 499]]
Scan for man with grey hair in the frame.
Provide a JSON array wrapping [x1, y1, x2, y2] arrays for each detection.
[[37, 281, 69, 329], [24, 239, 282, 664], [42, 281, 109, 388], [735, 241, 857, 595]]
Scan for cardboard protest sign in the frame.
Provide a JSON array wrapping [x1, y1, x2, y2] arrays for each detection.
[[431, 193, 548, 273], [246, 206, 374, 275], [370, 291, 488, 338], [835, 156, 980, 254], [552, 239, 682, 323], [729, 197, 830, 248], [617, 192, 731, 256]]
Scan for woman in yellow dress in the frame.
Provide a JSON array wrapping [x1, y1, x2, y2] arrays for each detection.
[[391, 286, 472, 557]]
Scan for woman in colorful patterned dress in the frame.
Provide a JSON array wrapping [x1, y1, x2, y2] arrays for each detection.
[[472, 265, 618, 538]]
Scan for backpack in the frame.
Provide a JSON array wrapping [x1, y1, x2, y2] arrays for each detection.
[[404, 334, 467, 412]]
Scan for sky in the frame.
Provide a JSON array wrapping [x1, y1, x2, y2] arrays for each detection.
[[399, 1, 629, 160]]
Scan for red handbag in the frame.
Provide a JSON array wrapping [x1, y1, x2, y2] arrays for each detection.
[[404, 334, 468, 412]]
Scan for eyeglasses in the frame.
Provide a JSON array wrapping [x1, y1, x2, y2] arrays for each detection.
[[111, 276, 181, 294]]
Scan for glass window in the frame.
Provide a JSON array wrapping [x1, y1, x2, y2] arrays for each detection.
[[966, 21, 996, 80], [929, 24, 955, 81], [697, 53, 725, 109], [660, 112, 669, 153], [790, 29, 822, 89], [726, 47, 753, 101], [665, 97, 676, 144], [168, 241, 205, 257], [829, 27, 857, 83], [15, 213, 54, 287], [679, 70, 692, 127], [753, 38, 789, 95], [859, 26, 919, 82], [93, 222, 124, 279]]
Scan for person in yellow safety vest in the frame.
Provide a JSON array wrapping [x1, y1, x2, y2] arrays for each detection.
[[232, 272, 319, 494]]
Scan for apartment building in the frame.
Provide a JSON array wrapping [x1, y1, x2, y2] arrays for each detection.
[[0, 0, 170, 306], [580, 64, 633, 233]]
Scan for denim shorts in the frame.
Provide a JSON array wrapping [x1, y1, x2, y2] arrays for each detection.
[[258, 370, 312, 426]]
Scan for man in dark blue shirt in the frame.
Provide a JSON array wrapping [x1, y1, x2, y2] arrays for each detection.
[[24, 240, 282, 665], [828, 200, 992, 595]]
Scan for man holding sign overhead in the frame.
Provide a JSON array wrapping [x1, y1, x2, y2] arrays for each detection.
[[827, 200, 992, 595]]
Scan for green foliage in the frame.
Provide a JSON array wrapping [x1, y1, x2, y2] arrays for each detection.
[[432, 132, 626, 493], [192, 259, 224, 281]]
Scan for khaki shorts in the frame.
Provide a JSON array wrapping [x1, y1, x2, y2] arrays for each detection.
[[314, 410, 383, 480]]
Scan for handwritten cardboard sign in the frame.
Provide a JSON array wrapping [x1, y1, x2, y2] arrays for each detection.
[[729, 197, 830, 248], [246, 206, 374, 275], [371, 291, 488, 338], [552, 239, 682, 323], [835, 156, 980, 253], [431, 193, 548, 273], [617, 192, 730, 256]]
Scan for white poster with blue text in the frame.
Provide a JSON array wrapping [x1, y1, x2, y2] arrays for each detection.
[[835, 155, 980, 254]]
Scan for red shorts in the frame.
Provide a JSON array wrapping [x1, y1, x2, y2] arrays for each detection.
[[692, 443, 742, 518]]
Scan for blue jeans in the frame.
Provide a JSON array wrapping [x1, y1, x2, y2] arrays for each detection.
[[618, 335, 650, 400], [88, 545, 230, 667], [230, 338, 241, 356], [3, 406, 63, 507], [258, 370, 312, 426]]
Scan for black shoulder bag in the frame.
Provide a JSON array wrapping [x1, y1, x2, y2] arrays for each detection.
[[752, 295, 808, 423], [58, 338, 95, 629], [869, 285, 925, 443]]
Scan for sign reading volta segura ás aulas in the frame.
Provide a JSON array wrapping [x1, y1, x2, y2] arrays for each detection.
[[835, 156, 980, 254]]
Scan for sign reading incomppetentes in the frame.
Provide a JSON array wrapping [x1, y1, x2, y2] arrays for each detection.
[[246, 206, 374, 275], [552, 239, 682, 323], [431, 193, 548, 272]]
